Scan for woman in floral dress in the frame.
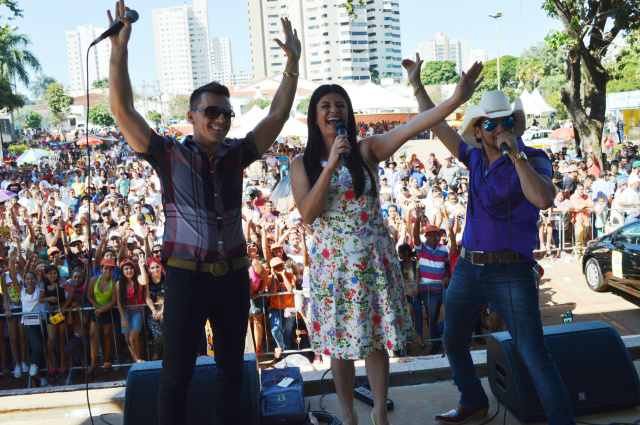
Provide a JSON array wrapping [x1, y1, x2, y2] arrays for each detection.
[[289, 63, 482, 425]]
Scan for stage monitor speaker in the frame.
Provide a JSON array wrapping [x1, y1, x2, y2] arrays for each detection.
[[124, 354, 260, 425], [487, 320, 640, 422]]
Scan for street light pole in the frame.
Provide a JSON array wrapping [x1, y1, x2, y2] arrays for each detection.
[[489, 12, 503, 90]]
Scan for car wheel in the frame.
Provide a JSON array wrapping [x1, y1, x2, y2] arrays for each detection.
[[584, 258, 607, 292]]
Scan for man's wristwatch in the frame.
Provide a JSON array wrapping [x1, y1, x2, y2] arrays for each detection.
[[511, 151, 528, 164]]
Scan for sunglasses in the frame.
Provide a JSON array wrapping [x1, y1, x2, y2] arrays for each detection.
[[191, 106, 235, 122], [483, 116, 516, 132], [152, 250, 162, 254]]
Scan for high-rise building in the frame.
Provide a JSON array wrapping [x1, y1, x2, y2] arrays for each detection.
[[247, 0, 401, 83], [152, 0, 213, 95], [211, 37, 233, 85], [66, 25, 111, 91], [418, 32, 469, 74], [469, 48, 492, 65]]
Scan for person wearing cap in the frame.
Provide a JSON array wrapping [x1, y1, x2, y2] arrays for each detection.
[[405, 54, 573, 425], [412, 206, 449, 354], [266, 256, 296, 359], [107, 4, 301, 422], [87, 258, 118, 375], [618, 173, 640, 223], [563, 165, 579, 195], [384, 160, 399, 188]]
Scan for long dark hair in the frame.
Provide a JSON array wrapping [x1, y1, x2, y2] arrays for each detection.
[[304, 85, 376, 199], [118, 262, 140, 304]]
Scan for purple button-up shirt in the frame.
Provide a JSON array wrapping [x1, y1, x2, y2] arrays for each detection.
[[458, 138, 552, 261]]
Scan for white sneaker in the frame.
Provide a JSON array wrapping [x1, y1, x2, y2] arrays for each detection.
[[29, 363, 38, 377], [13, 365, 22, 378], [40, 377, 49, 387], [21, 362, 29, 373]]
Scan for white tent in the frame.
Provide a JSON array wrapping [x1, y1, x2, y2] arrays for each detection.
[[229, 106, 308, 138], [531, 89, 557, 114], [279, 116, 308, 137], [339, 82, 417, 111]]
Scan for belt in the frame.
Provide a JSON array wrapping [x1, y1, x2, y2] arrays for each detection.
[[167, 257, 252, 276], [460, 247, 527, 266]]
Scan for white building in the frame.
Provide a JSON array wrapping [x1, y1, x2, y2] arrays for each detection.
[[469, 48, 492, 65], [66, 25, 111, 91], [247, 0, 401, 83], [152, 0, 213, 95], [211, 37, 255, 86], [418, 32, 469, 74]]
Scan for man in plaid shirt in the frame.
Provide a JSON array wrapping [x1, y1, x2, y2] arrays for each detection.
[[107, 2, 301, 423]]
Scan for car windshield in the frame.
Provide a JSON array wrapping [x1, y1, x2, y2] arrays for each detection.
[[614, 223, 640, 245]]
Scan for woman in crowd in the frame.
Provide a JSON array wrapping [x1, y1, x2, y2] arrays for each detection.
[[268, 256, 296, 359], [39, 264, 74, 376], [87, 258, 118, 375], [289, 63, 481, 425], [21, 270, 46, 383], [116, 257, 148, 363], [1, 249, 29, 378], [144, 257, 165, 360], [247, 246, 268, 356]]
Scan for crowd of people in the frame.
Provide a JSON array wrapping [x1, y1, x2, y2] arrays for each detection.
[[0, 119, 637, 389]]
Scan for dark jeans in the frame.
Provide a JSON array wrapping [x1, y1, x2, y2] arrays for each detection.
[[412, 289, 445, 348], [25, 324, 45, 366], [443, 257, 575, 424], [158, 264, 251, 425]]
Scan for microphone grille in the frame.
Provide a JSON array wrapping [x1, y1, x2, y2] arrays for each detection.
[[125, 10, 139, 23]]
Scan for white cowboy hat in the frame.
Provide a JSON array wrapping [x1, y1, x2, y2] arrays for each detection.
[[460, 90, 526, 149]]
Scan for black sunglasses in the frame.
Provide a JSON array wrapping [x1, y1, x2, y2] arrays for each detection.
[[191, 106, 235, 122], [152, 250, 162, 254]]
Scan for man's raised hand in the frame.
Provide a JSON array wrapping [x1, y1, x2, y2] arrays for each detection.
[[106, 0, 133, 48], [274, 17, 301, 63], [401, 52, 424, 86]]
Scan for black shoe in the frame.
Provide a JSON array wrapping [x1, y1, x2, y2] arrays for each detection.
[[434, 403, 489, 424]]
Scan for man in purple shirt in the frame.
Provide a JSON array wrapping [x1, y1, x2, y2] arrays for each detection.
[[404, 55, 574, 425], [107, 2, 301, 424]]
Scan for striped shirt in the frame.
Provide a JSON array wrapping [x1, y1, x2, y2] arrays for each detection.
[[140, 131, 259, 262], [415, 242, 449, 292]]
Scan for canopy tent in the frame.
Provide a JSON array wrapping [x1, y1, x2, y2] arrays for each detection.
[[229, 106, 308, 138], [339, 82, 417, 111], [531, 89, 557, 114], [61, 135, 118, 145], [16, 148, 50, 165]]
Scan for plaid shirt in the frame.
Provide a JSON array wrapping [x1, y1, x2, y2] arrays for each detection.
[[141, 131, 259, 262]]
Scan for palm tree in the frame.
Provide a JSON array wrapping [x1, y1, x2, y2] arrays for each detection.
[[30, 74, 56, 101], [0, 24, 41, 140]]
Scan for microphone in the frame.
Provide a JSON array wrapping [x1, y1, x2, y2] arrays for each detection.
[[502, 143, 509, 157], [336, 119, 348, 166], [90, 10, 139, 47]]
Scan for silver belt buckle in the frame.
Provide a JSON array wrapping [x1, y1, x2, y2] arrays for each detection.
[[468, 249, 485, 266]]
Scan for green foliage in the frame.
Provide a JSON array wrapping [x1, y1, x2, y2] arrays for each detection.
[[341, 0, 365, 20], [420, 61, 460, 86], [92, 78, 109, 89], [369, 65, 379, 83], [544, 29, 577, 50], [0, 74, 22, 111], [0, 0, 21, 19], [607, 30, 640, 93], [0, 24, 40, 87], [18, 108, 41, 128], [30, 74, 56, 101], [544, 90, 568, 120], [147, 110, 162, 124], [8, 143, 27, 155], [170, 95, 190, 120], [88, 103, 115, 127], [298, 97, 311, 115], [517, 42, 566, 91], [44, 82, 73, 128], [245, 98, 271, 111], [470, 56, 519, 105]]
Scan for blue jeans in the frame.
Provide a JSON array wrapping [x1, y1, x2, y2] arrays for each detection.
[[412, 289, 445, 347], [443, 257, 574, 425], [269, 308, 296, 350]]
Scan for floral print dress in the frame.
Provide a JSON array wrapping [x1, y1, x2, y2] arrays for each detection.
[[309, 160, 413, 359]]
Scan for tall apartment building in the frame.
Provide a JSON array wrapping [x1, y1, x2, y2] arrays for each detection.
[[66, 25, 111, 91], [152, 0, 213, 95], [469, 48, 492, 65], [247, 0, 401, 83], [418, 32, 469, 74], [211, 37, 233, 85]]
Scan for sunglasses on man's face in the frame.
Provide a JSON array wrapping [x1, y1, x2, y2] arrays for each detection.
[[152, 250, 162, 255], [483, 116, 516, 132], [191, 106, 235, 122]]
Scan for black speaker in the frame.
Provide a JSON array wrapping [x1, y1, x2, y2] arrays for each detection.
[[124, 354, 260, 425], [487, 321, 640, 422]]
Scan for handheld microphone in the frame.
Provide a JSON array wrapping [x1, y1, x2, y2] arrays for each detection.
[[90, 10, 139, 47], [336, 119, 348, 166], [502, 143, 509, 157]]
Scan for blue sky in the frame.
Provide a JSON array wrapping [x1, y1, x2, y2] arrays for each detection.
[[12, 0, 563, 95]]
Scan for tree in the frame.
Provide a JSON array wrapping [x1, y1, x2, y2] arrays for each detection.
[[341, 0, 365, 20], [469, 56, 519, 105], [420, 61, 460, 86], [44, 82, 73, 128], [170, 95, 190, 120], [18, 109, 41, 128], [88, 103, 115, 127], [369, 65, 379, 83], [0, 74, 22, 111], [606, 30, 640, 93], [30, 74, 56, 101], [244, 98, 271, 111], [0, 0, 22, 19], [298, 97, 311, 115], [147, 110, 161, 125], [0, 24, 40, 87], [543, 0, 640, 161], [92, 78, 109, 89]]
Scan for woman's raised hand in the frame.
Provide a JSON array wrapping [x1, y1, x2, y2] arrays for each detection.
[[401, 52, 424, 86]]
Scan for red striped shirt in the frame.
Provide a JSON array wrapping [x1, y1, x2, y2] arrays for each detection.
[[141, 131, 259, 262]]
